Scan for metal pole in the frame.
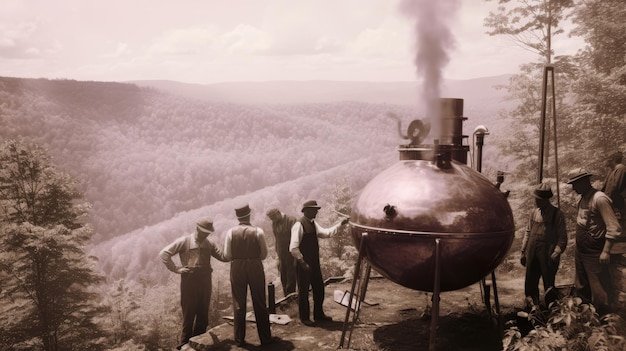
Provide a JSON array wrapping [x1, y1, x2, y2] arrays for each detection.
[[268, 282, 276, 314], [339, 233, 368, 349], [538, 66, 550, 184], [429, 238, 442, 351], [549, 67, 561, 208]]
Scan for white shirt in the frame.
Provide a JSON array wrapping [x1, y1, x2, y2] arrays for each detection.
[[289, 218, 342, 260]]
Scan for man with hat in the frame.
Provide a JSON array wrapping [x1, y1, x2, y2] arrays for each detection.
[[567, 168, 622, 314], [266, 208, 298, 296], [519, 183, 568, 305], [223, 204, 272, 347], [289, 200, 350, 325], [159, 218, 228, 350]]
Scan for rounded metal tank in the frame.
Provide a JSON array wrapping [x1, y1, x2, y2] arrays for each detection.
[[350, 99, 515, 292]]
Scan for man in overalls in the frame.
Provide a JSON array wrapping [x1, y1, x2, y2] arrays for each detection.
[[289, 200, 349, 325], [159, 218, 227, 350], [567, 168, 622, 314], [223, 204, 273, 347], [520, 183, 568, 305]]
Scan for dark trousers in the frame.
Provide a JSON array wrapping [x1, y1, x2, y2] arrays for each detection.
[[575, 250, 613, 314], [278, 252, 297, 296], [524, 243, 559, 304], [180, 271, 212, 344], [296, 261, 325, 321], [230, 259, 272, 345]]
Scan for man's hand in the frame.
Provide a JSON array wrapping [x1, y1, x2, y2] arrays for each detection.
[[177, 266, 191, 274], [298, 259, 310, 272], [520, 255, 526, 267], [600, 251, 610, 264], [341, 217, 350, 226], [550, 251, 561, 261]]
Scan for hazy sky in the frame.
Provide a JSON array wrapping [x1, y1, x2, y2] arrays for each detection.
[[1, 0, 583, 85]]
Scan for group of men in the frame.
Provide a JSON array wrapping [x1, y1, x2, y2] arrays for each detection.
[[158, 151, 625, 349], [159, 200, 349, 349], [520, 151, 625, 314]]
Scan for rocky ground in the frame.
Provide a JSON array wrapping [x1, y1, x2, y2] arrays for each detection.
[[184, 274, 531, 351]]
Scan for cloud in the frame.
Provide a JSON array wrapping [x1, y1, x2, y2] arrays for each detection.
[[346, 27, 408, 58], [102, 42, 131, 59], [148, 25, 221, 56], [219, 24, 273, 54], [0, 21, 44, 59]]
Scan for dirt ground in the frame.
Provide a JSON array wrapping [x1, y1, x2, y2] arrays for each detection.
[[187, 274, 529, 351]]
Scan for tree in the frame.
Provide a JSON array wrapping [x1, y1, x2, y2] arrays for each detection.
[[484, 0, 576, 183], [485, 0, 574, 64], [564, 0, 626, 169], [0, 139, 106, 351]]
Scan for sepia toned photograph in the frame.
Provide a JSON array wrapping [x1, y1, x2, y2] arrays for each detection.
[[1, 1, 625, 350]]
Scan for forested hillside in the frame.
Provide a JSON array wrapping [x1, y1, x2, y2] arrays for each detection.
[[0, 76, 511, 245]]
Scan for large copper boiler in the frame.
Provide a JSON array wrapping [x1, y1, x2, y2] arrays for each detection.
[[350, 98, 514, 292]]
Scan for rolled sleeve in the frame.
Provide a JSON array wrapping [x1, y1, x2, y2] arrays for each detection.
[[289, 222, 304, 260], [159, 237, 186, 273], [315, 221, 342, 238], [598, 196, 622, 240], [257, 228, 268, 260]]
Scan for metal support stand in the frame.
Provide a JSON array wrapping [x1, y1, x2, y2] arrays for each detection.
[[429, 239, 442, 351], [538, 65, 561, 206], [339, 233, 370, 349]]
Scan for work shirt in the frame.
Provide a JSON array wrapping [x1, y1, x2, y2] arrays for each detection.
[[223, 225, 268, 261], [521, 206, 568, 261], [602, 163, 626, 211], [159, 232, 225, 273], [576, 191, 622, 242], [289, 219, 341, 261], [272, 213, 297, 257]]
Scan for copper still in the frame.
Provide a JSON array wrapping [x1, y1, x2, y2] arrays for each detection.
[[350, 98, 514, 292]]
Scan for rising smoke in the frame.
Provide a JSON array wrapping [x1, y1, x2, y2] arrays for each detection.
[[399, 0, 460, 142]]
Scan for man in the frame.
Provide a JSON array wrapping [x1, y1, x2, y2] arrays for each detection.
[[159, 218, 227, 350], [520, 183, 568, 305], [223, 204, 272, 347], [602, 151, 626, 247], [290, 200, 350, 325], [266, 208, 297, 296], [601, 151, 626, 305], [567, 168, 622, 314]]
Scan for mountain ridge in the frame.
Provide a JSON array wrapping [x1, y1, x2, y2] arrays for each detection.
[[129, 75, 512, 105]]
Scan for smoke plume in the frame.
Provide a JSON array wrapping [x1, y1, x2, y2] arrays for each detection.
[[400, 0, 460, 141]]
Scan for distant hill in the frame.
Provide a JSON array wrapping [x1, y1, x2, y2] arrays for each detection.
[[130, 75, 512, 106], [0, 75, 518, 283]]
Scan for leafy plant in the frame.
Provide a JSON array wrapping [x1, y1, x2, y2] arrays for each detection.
[[503, 296, 626, 351]]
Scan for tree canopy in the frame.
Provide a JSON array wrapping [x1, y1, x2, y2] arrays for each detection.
[[0, 140, 105, 351]]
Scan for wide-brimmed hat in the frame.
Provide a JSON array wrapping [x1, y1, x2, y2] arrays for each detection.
[[196, 218, 214, 234], [566, 168, 593, 184], [301, 200, 321, 212], [235, 204, 251, 219], [533, 183, 553, 199]]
